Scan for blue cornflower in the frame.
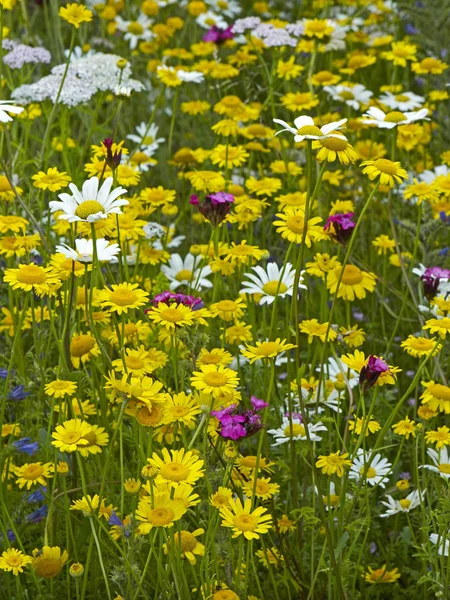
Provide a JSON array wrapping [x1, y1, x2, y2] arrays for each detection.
[[8, 385, 30, 401], [27, 487, 46, 504], [13, 437, 39, 456], [25, 504, 48, 523]]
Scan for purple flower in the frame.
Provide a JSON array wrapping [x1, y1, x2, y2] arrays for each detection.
[[102, 137, 122, 169], [108, 511, 123, 527], [149, 291, 204, 309], [324, 213, 355, 244], [8, 385, 30, 401], [359, 355, 389, 391], [25, 504, 48, 523], [221, 422, 247, 440], [13, 438, 39, 456], [250, 396, 268, 410], [203, 25, 234, 45], [189, 191, 234, 227]]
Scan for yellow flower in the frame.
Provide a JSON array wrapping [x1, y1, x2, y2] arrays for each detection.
[[51, 419, 92, 452], [32, 168, 71, 192], [147, 302, 196, 330], [241, 338, 296, 363], [242, 477, 280, 500], [421, 381, 450, 414], [361, 158, 408, 187], [299, 319, 337, 344], [69, 333, 100, 368], [181, 100, 210, 115], [59, 3, 93, 28], [372, 235, 396, 255], [273, 210, 324, 245], [312, 135, 358, 165], [77, 424, 109, 457], [4, 264, 61, 297], [162, 392, 201, 428], [304, 18, 334, 38], [98, 283, 149, 315], [404, 179, 439, 204], [0, 549, 32, 576], [70, 495, 114, 518], [401, 336, 441, 357], [45, 380, 77, 398], [211, 119, 240, 137], [423, 317, 450, 338], [382, 41, 417, 67], [210, 486, 233, 508], [112, 346, 159, 378], [136, 491, 186, 533], [209, 298, 246, 321], [163, 529, 205, 565], [124, 478, 141, 494], [32, 546, 68, 578], [246, 176, 282, 197], [425, 427, 450, 449], [281, 92, 319, 112], [191, 365, 239, 397], [327, 264, 376, 301], [225, 321, 253, 345], [14, 462, 54, 489], [148, 448, 204, 488], [392, 416, 416, 439], [69, 562, 84, 578], [348, 416, 381, 436], [197, 348, 233, 367], [210, 144, 249, 168], [277, 514, 297, 533], [276, 56, 304, 80], [306, 253, 340, 278], [316, 452, 352, 477], [364, 565, 401, 584], [219, 497, 272, 540], [412, 56, 448, 74]]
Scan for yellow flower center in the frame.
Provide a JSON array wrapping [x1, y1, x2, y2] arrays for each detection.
[[203, 372, 228, 387], [340, 265, 363, 285], [174, 531, 197, 553], [255, 341, 280, 355], [62, 431, 82, 444], [439, 464, 450, 474], [255, 481, 270, 494], [283, 423, 305, 437], [127, 21, 144, 35], [172, 405, 189, 417], [75, 200, 104, 219], [70, 335, 95, 357], [62, 258, 83, 271], [399, 499, 411, 509], [6, 555, 23, 567], [216, 300, 237, 312], [321, 136, 349, 151], [142, 135, 155, 145], [384, 111, 407, 123], [200, 353, 221, 364], [126, 356, 144, 370], [325, 494, 340, 506], [360, 466, 376, 478], [410, 338, 433, 349], [124, 323, 138, 337], [175, 269, 193, 282], [51, 381, 71, 390], [373, 158, 398, 175], [149, 507, 175, 526], [160, 307, 186, 322], [159, 462, 190, 482], [421, 57, 440, 69], [395, 94, 410, 102], [137, 405, 162, 426], [429, 383, 450, 402], [222, 96, 241, 107], [110, 289, 137, 306], [22, 464, 44, 479], [247, 124, 267, 136], [285, 214, 306, 234], [17, 265, 47, 284], [233, 513, 258, 531], [339, 91, 355, 100], [297, 125, 322, 137], [262, 280, 288, 295], [132, 151, 150, 165], [213, 494, 230, 507], [307, 21, 328, 34], [34, 556, 63, 578], [324, 455, 342, 466]]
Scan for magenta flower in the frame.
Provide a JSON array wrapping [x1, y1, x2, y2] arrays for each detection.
[[203, 25, 234, 45], [190, 191, 235, 227], [147, 291, 204, 309], [102, 137, 122, 169], [421, 267, 450, 300], [324, 213, 355, 244], [211, 396, 267, 440], [359, 355, 389, 390]]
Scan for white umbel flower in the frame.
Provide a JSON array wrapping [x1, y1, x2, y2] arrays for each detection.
[[362, 106, 429, 129], [380, 489, 425, 517], [323, 84, 373, 110], [273, 115, 347, 142], [0, 100, 24, 123], [55, 238, 120, 263], [349, 449, 392, 488], [161, 253, 212, 290], [240, 262, 304, 305], [49, 176, 128, 223], [268, 416, 327, 445], [379, 91, 425, 111]]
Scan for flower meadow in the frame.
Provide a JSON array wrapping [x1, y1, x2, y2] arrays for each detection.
[[0, 0, 450, 598]]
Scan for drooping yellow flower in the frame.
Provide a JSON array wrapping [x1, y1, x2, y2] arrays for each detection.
[[32, 546, 69, 579]]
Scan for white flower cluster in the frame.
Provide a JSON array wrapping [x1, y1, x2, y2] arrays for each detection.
[[11, 53, 144, 108], [2, 40, 51, 70]]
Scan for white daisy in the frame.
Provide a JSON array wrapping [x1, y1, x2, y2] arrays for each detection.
[[196, 10, 228, 29], [303, 388, 341, 414], [430, 533, 450, 556], [239, 262, 305, 305], [177, 69, 205, 84], [349, 449, 392, 488], [273, 115, 347, 142], [55, 238, 120, 263], [380, 489, 425, 517], [422, 447, 450, 479], [379, 91, 425, 111], [49, 177, 128, 223], [126, 122, 165, 156], [315, 481, 350, 511], [362, 106, 429, 129], [323, 84, 372, 110], [0, 100, 24, 123], [161, 253, 212, 290], [268, 416, 327, 445], [316, 357, 359, 389], [206, 0, 241, 17], [115, 14, 154, 50], [418, 164, 449, 184]]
